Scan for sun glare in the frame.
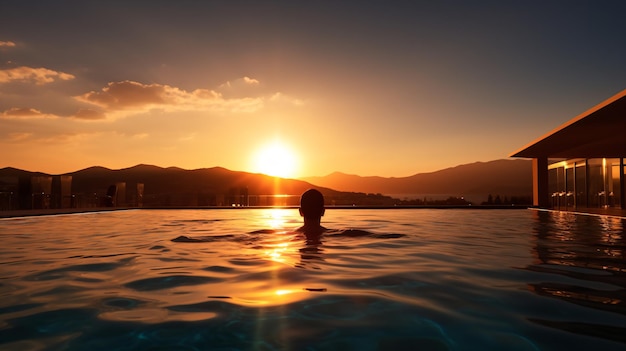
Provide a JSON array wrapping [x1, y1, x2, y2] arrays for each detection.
[[252, 141, 299, 178]]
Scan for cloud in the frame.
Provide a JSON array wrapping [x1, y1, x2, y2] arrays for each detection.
[[1, 107, 46, 118], [3, 107, 44, 117], [0, 66, 75, 85], [218, 76, 260, 90], [2, 76, 302, 123], [77, 80, 166, 109], [3, 131, 82, 145], [7, 132, 33, 141], [72, 108, 107, 120], [76, 79, 266, 114], [1, 107, 108, 121], [35, 132, 88, 144], [243, 76, 260, 85], [0, 41, 16, 47], [270, 92, 305, 106]]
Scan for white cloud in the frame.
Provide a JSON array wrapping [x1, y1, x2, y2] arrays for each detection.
[[0, 66, 75, 85]]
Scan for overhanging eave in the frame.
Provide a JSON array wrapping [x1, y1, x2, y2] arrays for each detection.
[[510, 89, 626, 159]]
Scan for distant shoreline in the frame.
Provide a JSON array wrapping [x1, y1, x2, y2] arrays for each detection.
[[0, 205, 531, 219]]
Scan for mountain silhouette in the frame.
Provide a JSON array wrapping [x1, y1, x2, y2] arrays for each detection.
[[68, 164, 325, 196], [300, 159, 532, 203], [0, 165, 397, 207], [1, 159, 532, 208]]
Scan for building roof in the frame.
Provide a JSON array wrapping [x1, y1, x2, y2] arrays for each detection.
[[510, 89, 626, 159]]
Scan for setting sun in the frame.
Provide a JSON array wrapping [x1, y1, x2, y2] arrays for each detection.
[[252, 141, 299, 178]]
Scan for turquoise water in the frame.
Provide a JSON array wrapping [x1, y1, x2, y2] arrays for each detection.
[[0, 209, 624, 350]]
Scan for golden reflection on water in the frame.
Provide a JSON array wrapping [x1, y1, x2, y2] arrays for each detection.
[[275, 289, 293, 295], [4, 209, 626, 348], [249, 209, 314, 305], [100, 309, 218, 323], [266, 208, 290, 229], [265, 242, 291, 264]]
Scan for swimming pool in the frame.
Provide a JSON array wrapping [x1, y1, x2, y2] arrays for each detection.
[[0, 209, 624, 350]]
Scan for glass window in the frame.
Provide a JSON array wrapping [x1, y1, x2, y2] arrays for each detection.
[[607, 158, 621, 208], [548, 166, 566, 209], [548, 168, 559, 209], [575, 162, 587, 208], [566, 167, 575, 208], [587, 159, 604, 208]]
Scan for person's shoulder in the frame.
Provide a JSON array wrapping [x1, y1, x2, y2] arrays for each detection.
[[325, 229, 405, 239], [296, 225, 327, 236], [330, 229, 371, 237]]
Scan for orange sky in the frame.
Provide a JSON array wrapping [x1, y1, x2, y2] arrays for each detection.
[[1, 1, 625, 177]]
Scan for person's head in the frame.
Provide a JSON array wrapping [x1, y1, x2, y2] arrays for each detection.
[[299, 189, 325, 223]]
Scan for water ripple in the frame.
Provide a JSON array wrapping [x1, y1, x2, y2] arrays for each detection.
[[124, 275, 223, 291], [1, 209, 625, 350]]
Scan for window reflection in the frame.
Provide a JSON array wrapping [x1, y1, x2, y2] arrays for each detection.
[[526, 211, 626, 318]]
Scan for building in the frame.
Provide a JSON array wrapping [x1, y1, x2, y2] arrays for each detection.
[[30, 176, 53, 209], [52, 175, 73, 209], [4, 175, 74, 210], [0, 176, 19, 210], [510, 89, 625, 213]]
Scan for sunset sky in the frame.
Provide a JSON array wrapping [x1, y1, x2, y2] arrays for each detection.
[[1, 1, 625, 178]]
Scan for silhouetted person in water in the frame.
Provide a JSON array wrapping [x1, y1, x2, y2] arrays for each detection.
[[297, 189, 327, 239], [296, 189, 326, 268]]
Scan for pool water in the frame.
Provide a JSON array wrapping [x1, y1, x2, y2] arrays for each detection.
[[0, 209, 624, 350]]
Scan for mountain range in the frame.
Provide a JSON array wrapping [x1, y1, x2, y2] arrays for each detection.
[[0, 164, 391, 207], [301, 159, 532, 203], [0, 159, 532, 207]]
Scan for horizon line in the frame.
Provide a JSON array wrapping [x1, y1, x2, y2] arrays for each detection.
[[0, 158, 528, 179]]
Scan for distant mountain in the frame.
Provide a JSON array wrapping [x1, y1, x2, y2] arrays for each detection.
[[67, 164, 327, 196], [0, 167, 49, 178], [0, 165, 397, 207], [1, 159, 532, 207], [300, 159, 532, 203]]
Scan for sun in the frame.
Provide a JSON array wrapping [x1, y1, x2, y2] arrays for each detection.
[[252, 141, 299, 178]]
